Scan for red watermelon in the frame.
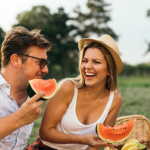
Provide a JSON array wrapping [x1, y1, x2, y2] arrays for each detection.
[[96, 119, 136, 143], [27, 78, 57, 101]]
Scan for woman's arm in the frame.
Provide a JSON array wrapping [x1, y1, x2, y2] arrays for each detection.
[[104, 92, 122, 127], [40, 80, 95, 145], [40, 79, 83, 143], [39, 80, 114, 148]]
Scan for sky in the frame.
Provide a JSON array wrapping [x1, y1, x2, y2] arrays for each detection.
[[0, 0, 150, 65]]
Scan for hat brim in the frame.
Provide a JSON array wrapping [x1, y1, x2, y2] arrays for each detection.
[[78, 38, 123, 74]]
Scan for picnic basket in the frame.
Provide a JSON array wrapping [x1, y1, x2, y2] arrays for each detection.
[[104, 115, 150, 150]]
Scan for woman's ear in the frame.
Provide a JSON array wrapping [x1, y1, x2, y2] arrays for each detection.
[[10, 54, 21, 68], [107, 71, 110, 76]]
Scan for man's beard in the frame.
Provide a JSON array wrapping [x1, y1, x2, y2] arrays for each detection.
[[15, 66, 29, 89]]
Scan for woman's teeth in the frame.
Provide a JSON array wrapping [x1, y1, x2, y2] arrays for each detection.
[[86, 73, 96, 77]]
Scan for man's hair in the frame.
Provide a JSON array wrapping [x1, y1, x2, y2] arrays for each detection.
[[1, 26, 52, 68]]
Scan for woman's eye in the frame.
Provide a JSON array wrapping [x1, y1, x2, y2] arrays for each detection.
[[94, 61, 101, 64], [82, 60, 88, 62]]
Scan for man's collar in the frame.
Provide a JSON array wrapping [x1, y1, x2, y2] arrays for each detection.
[[0, 72, 8, 85]]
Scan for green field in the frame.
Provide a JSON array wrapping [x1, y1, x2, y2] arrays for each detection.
[[27, 76, 150, 147]]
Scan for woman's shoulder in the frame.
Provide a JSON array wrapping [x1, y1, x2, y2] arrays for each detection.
[[58, 79, 75, 95], [113, 91, 122, 105]]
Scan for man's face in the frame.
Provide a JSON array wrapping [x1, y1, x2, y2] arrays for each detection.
[[17, 45, 48, 84]]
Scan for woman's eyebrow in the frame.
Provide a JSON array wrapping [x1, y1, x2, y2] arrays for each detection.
[[93, 59, 102, 61], [83, 57, 102, 61], [83, 57, 88, 60]]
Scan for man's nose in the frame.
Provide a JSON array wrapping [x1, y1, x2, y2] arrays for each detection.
[[41, 65, 48, 74]]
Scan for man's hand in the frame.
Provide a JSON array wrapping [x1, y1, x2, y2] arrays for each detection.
[[15, 91, 45, 126], [0, 91, 45, 140]]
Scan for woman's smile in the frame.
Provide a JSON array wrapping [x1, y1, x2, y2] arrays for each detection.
[[85, 72, 96, 79]]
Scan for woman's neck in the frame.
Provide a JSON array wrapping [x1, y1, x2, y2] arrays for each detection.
[[84, 85, 108, 100]]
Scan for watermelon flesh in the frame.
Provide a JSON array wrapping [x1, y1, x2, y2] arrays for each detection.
[[96, 119, 136, 143], [27, 78, 57, 101]]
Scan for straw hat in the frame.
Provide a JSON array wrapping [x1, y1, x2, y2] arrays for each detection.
[[78, 34, 123, 74]]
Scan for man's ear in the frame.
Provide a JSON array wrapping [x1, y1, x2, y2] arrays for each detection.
[[10, 54, 21, 68]]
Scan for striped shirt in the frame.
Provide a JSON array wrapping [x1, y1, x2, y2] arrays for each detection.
[[0, 73, 34, 150]]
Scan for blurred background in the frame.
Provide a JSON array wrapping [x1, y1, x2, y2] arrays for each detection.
[[0, 0, 150, 146]]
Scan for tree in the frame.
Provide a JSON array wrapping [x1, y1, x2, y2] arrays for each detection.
[[144, 41, 150, 55], [73, 0, 118, 40], [145, 9, 150, 54], [0, 27, 5, 49], [0, 27, 5, 68], [14, 6, 79, 79]]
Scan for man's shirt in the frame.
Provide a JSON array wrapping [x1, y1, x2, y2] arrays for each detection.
[[0, 73, 34, 150]]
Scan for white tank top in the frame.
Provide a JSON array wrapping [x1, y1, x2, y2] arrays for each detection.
[[41, 87, 114, 150]]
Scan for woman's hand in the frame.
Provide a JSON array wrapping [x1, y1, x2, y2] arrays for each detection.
[[84, 134, 113, 150]]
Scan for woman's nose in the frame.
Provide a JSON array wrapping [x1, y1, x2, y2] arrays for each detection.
[[85, 62, 92, 69]]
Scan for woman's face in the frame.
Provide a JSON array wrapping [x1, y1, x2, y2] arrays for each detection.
[[81, 47, 110, 87]]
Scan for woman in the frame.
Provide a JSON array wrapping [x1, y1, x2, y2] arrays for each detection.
[[27, 34, 123, 150]]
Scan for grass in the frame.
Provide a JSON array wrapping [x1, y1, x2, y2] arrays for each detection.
[[118, 76, 150, 87], [27, 101, 47, 146], [118, 87, 150, 119], [27, 76, 150, 147]]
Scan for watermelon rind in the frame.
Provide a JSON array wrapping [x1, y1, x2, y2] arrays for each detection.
[[27, 79, 57, 101], [96, 119, 136, 144]]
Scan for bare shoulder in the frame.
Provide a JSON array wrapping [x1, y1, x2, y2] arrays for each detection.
[[113, 91, 122, 106], [58, 79, 74, 95], [46, 79, 75, 107], [54, 79, 75, 104]]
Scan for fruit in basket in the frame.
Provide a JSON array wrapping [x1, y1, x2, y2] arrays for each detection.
[[125, 139, 139, 145], [127, 146, 139, 150], [121, 141, 146, 150], [27, 78, 57, 101], [121, 142, 140, 150], [121, 139, 146, 150], [96, 119, 136, 143]]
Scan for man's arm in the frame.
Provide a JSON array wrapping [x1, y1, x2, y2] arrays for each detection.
[[0, 91, 44, 140]]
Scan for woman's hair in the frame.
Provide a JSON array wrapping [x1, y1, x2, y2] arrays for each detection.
[[67, 41, 118, 91]]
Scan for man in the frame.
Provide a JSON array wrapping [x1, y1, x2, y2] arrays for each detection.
[[0, 26, 52, 149]]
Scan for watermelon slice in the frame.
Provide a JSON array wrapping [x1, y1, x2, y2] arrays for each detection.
[[96, 119, 136, 143], [27, 78, 57, 101]]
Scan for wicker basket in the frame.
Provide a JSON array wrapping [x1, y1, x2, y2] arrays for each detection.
[[105, 115, 150, 150]]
